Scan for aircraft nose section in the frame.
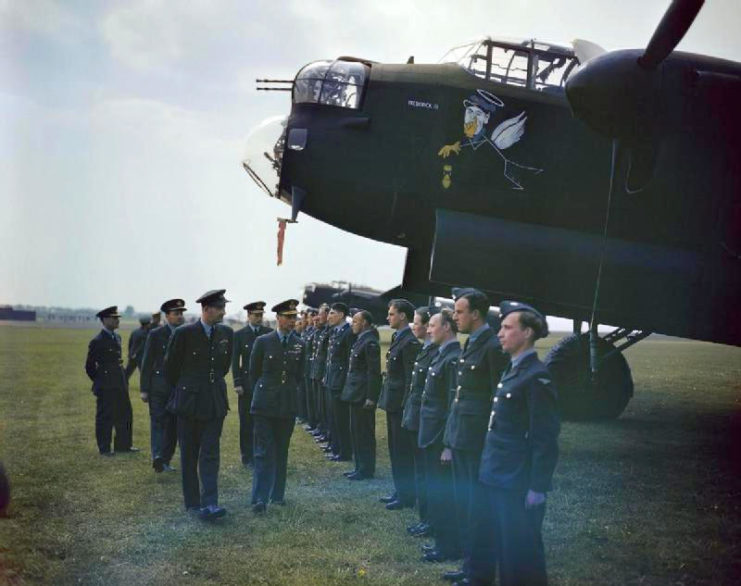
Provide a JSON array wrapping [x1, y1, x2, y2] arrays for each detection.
[[566, 49, 657, 141], [241, 115, 287, 198]]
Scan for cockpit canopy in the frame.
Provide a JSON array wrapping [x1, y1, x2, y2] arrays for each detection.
[[293, 60, 368, 109], [440, 38, 580, 92]]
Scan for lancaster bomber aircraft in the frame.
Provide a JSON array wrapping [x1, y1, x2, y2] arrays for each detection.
[[243, 0, 740, 419]]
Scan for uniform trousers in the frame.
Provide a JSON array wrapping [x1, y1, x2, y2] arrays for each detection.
[[385, 411, 416, 505], [331, 395, 353, 459], [296, 377, 307, 421], [237, 392, 255, 465], [305, 375, 317, 427], [149, 393, 177, 463], [95, 388, 133, 453], [469, 488, 547, 586], [312, 380, 327, 433], [349, 402, 376, 476], [452, 448, 486, 575], [251, 415, 295, 504], [177, 415, 224, 509], [423, 441, 461, 557], [409, 430, 428, 522]]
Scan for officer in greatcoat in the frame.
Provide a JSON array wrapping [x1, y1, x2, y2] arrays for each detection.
[[164, 289, 233, 521]]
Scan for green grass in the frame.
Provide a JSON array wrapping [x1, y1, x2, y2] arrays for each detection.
[[1, 326, 740, 585]]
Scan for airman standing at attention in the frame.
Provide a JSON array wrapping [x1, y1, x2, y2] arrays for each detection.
[[310, 304, 331, 446], [378, 299, 421, 511], [140, 298, 186, 472], [164, 290, 233, 521], [444, 288, 508, 584], [341, 309, 381, 480], [232, 301, 273, 468], [126, 315, 152, 379], [418, 309, 462, 563], [85, 306, 137, 456], [468, 302, 559, 586], [402, 306, 437, 538], [295, 310, 308, 425], [324, 302, 355, 462], [302, 308, 318, 432], [249, 300, 304, 513]]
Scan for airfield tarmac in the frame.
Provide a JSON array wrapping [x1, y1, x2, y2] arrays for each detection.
[[0, 325, 740, 585]]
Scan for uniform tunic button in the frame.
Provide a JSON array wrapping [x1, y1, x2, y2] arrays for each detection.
[[497, 383, 503, 388], [492, 410, 496, 416], [506, 393, 512, 399], [494, 397, 498, 402], [458, 371, 462, 376], [460, 359, 464, 363], [456, 386, 461, 391], [470, 365, 475, 370]]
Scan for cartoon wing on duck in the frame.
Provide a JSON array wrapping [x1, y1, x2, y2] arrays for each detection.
[[491, 111, 527, 150]]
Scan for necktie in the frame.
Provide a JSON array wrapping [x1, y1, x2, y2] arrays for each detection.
[[463, 337, 470, 353], [391, 331, 397, 343], [282, 335, 288, 349]]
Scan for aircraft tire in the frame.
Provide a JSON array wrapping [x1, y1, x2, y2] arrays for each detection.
[[544, 333, 633, 421]]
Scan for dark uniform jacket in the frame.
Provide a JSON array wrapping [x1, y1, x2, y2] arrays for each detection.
[[249, 330, 304, 419], [341, 328, 382, 404], [232, 324, 274, 389], [128, 326, 150, 369], [401, 342, 439, 432], [443, 326, 509, 452], [85, 330, 127, 394], [164, 321, 233, 420], [418, 340, 461, 448], [378, 327, 421, 413], [140, 324, 177, 398], [479, 351, 560, 493], [324, 322, 355, 397], [302, 325, 315, 376], [310, 325, 330, 381]]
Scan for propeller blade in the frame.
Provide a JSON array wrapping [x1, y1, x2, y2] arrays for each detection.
[[638, 0, 704, 70]]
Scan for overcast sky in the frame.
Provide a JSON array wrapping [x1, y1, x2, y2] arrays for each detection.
[[2, 0, 740, 318]]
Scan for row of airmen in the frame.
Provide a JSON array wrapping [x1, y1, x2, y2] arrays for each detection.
[[84, 287, 559, 586]]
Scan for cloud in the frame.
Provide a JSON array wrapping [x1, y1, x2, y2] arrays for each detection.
[[0, 0, 86, 40]]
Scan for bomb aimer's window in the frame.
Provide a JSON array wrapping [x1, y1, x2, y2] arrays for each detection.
[[294, 60, 367, 109]]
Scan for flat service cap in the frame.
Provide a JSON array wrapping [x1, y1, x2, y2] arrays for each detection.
[[272, 299, 300, 316], [196, 289, 229, 307]]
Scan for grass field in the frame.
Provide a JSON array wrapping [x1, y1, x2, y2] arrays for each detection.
[[1, 325, 740, 585]]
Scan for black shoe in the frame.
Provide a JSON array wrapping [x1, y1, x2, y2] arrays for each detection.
[[348, 472, 372, 481], [153, 456, 164, 473], [252, 501, 266, 513], [343, 470, 358, 477], [321, 445, 333, 452], [198, 505, 227, 521], [407, 522, 423, 534], [163, 463, 177, 472], [100, 451, 115, 457], [451, 580, 470, 586], [304, 424, 315, 431], [442, 570, 466, 582], [379, 494, 397, 504], [421, 543, 436, 553], [385, 499, 410, 511], [270, 499, 286, 506], [125, 447, 141, 453], [327, 454, 342, 462], [413, 524, 433, 538], [422, 550, 455, 563]]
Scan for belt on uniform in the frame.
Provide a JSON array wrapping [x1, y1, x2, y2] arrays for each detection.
[[453, 387, 491, 402]]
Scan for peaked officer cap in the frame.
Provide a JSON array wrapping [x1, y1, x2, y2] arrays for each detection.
[[244, 301, 266, 313], [330, 302, 350, 315], [196, 289, 229, 307], [272, 299, 299, 316], [96, 306, 121, 319], [161, 298, 187, 313]]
